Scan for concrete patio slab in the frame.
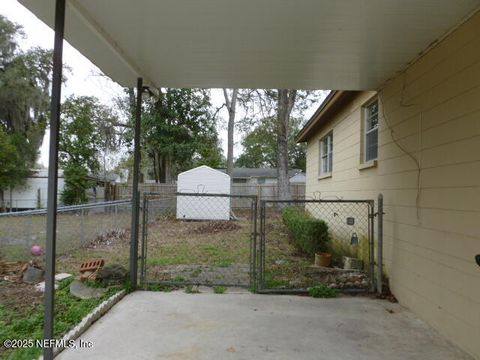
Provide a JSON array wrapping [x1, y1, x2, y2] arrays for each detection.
[[57, 290, 473, 360]]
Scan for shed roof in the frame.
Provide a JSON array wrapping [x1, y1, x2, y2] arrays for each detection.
[[19, 0, 480, 90], [179, 165, 230, 178]]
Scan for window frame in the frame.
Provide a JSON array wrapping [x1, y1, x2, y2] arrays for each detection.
[[363, 98, 379, 163], [319, 131, 333, 177]]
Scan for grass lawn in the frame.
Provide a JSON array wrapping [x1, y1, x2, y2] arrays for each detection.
[[0, 278, 123, 360], [143, 216, 252, 286]]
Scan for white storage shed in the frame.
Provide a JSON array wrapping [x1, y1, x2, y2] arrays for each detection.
[[176, 166, 231, 220]]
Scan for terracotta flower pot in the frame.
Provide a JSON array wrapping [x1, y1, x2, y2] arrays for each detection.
[[315, 252, 332, 267]]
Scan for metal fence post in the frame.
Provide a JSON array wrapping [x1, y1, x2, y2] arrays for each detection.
[[259, 201, 265, 290], [27, 215, 33, 247], [140, 195, 148, 284], [80, 209, 85, 246], [377, 193, 384, 294], [369, 201, 375, 293], [252, 197, 258, 291]]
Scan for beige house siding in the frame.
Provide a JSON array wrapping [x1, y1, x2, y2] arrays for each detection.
[[305, 11, 480, 359]]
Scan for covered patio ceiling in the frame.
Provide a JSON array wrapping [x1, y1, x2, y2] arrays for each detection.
[[19, 0, 480, 90]]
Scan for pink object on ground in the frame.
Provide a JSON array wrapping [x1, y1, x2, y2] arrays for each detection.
[[31, 245, 44, 256]]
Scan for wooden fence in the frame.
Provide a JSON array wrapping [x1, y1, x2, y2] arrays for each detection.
[[113, 183, 306, 201]]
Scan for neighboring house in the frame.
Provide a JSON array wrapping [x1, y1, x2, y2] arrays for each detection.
[[3, 169, 65, 210], [289, 172, 306, 184], [296, 11, 480, 358], [86, 172, 124, 202], [219, 168, 305, 185]]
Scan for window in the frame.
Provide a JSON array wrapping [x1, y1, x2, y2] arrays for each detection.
[[319, 132, 333, 176], [364, 99, 379, 162], [257, 177, 266, 185]]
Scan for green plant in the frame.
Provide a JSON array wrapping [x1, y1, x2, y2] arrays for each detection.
[[309, 284, 337, 298], [84, 279, 108, 289], [264, 271, 290, 289], [216, 260, 232, 268], [124, 279, 134, 293], [142, 283, 176, 292], [282, 207, 330, 256], [0, 278, 123, 359], [213, 286, 226, 294]]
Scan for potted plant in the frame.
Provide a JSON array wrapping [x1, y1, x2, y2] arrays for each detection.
[[307, 217, 332, 268], [315, 252, 332, 267]]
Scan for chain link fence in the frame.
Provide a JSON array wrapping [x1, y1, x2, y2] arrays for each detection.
[[258, 199, 375, 293], [0, 200, 132, 273], [141, 193, 257, 288]]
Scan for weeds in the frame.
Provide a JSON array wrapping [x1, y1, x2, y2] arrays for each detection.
[[0, 278, 123, 359], [309, 284, 337, 298], [141, 283, 176, 292], [213, 286, 226, 294]]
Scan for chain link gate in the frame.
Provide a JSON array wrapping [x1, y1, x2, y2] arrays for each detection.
[[140, 192, 257, 288], [257, 199, 376, 293]]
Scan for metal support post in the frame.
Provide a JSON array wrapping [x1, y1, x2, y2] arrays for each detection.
[[44, 0, 66, 358], [129, 77, 143, 289]]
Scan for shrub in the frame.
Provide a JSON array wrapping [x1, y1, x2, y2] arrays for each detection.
[[309, 284, 337, 298], [213, 286, 226, 294], [282, 207, 330, 256]]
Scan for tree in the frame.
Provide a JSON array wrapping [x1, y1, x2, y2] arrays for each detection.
[[0, 16, 53, 152], [59, 96, 118, 204], [222, 89, 238, 181], [192, 134, 225, 169], [236, 116, 306, 171], [277, 89, 297, 200], [238, 89, 320, 199], [141, 88, 223, 183], [0, 129, 28, 208], [0, 15, 55, 206]]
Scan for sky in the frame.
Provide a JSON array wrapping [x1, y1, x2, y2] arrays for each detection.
[[0, 0, 325, 169]]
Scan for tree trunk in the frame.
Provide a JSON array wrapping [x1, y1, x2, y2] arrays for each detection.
[[157, 153, 174, 184], [152, 151, 160, 183], [223, 89, 239, 184], [159, 154, 166, 183], [165, 153, 174, 184], [276, 89, 296, 201]]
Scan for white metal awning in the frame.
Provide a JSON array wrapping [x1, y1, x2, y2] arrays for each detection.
[[19, 0, 480, 90]]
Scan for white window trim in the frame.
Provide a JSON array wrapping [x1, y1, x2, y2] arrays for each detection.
[[319, 131, 333, 178], [363, 99, 379, 163]]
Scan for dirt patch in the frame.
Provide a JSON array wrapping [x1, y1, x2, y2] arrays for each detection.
[[192, 221, 242, 235], [86, 228, 130, 249], [148, 264, 250, 286], [0, 281, 43, 313]]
